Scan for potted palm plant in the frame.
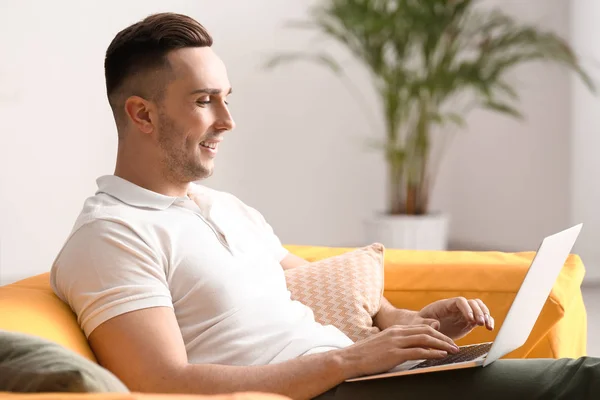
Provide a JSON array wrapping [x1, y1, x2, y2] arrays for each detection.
[[265, 0, 594, 250]]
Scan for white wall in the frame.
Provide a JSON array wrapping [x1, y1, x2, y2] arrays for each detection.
[[427, 0, 574, 254], [0, 0, 589, 284], [571, 0, 600, 283]]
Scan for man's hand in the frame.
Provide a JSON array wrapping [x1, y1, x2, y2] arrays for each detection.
[[418, 297, 495, 340], [334, 324, 459, 380], [373, 299, 441, 331]]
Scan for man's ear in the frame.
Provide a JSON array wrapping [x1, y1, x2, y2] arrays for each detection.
[[124, 96, 156, 135]]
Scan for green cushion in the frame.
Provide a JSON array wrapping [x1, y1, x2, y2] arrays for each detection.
[[0, 330, 128, 393]]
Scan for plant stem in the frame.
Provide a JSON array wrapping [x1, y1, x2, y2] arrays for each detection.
[[388, 161, 404, 215], [400, 101, 430, 216], [414, 142, 430, 215], [405, 184, 417, 214]]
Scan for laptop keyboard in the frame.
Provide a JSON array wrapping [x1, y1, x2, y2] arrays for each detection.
[[409, 342, 493, 370]]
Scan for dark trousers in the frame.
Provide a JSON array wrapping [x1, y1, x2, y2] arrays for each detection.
[[314, 357, 600, 399]]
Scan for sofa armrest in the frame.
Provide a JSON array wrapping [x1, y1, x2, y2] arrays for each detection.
[[284, 245, 587, 359], [382, 249, 587, 358]]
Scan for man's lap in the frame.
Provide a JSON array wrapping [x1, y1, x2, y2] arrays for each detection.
[[313, 357, 600, 400]]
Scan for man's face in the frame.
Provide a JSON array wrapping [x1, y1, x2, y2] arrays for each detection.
[[155, 47, 234, 182]]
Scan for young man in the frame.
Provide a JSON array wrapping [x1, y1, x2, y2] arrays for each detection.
[[51, 12, 600, 400]]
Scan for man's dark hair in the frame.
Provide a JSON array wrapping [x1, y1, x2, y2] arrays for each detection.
[[104, 12, 213, 129]]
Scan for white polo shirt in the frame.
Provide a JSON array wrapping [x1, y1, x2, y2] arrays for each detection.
[[50, 175, 353, 366]]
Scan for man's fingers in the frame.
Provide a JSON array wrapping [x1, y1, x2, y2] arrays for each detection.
[[468, 299, 485, 326], [474, 299, 494, 330], [418, 317, 441, 331], [427, 319, 441, 331], [456, 297, 491, 328], [395, 325, 458, 351], [399, 347, 448, 361], [400, 333, 458, 354], [425, 327, 457, 348], [455, 297, 476, 323], [398, 325, 454, 344]]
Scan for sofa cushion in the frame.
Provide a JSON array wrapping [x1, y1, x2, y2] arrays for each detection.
[[0, 330, 127, 393], [0, 273, 95, 361], [284, 243, 385, 342]]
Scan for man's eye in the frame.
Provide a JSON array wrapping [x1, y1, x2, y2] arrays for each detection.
[[196, 98, 229, 106]]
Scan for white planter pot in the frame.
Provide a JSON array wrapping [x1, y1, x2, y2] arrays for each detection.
[[364, 213, 450, 251]]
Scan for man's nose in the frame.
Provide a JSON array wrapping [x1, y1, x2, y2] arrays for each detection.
[[215, 106, 236, 132]]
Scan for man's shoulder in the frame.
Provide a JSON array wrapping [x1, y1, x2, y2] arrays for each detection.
[[70, 192, 147, 234], [55, 191, 167, 271], [50, 193, 166, 294]]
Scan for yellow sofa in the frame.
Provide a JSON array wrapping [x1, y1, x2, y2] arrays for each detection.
[[286, 246, 588, 359], [0, 246, 588, 399]]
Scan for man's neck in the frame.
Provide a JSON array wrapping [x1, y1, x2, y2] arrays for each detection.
[[114, 150, 189, 198]]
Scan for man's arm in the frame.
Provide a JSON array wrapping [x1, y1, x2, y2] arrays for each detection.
[[280, 253, 309, 270], [373, 297, 426, 330], [89, 304, 457, 399], [89, 306, 345, 399]]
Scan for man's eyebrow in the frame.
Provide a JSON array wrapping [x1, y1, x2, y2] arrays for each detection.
[[190, 88, 233, 95]]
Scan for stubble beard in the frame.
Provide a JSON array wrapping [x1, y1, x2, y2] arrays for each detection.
[[157, 111, 213, 183]]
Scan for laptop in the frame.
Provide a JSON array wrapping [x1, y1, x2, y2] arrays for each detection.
[[346, 223, 583, 382]]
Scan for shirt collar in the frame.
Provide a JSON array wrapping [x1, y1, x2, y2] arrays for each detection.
[[95, 175, 181, 210]]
